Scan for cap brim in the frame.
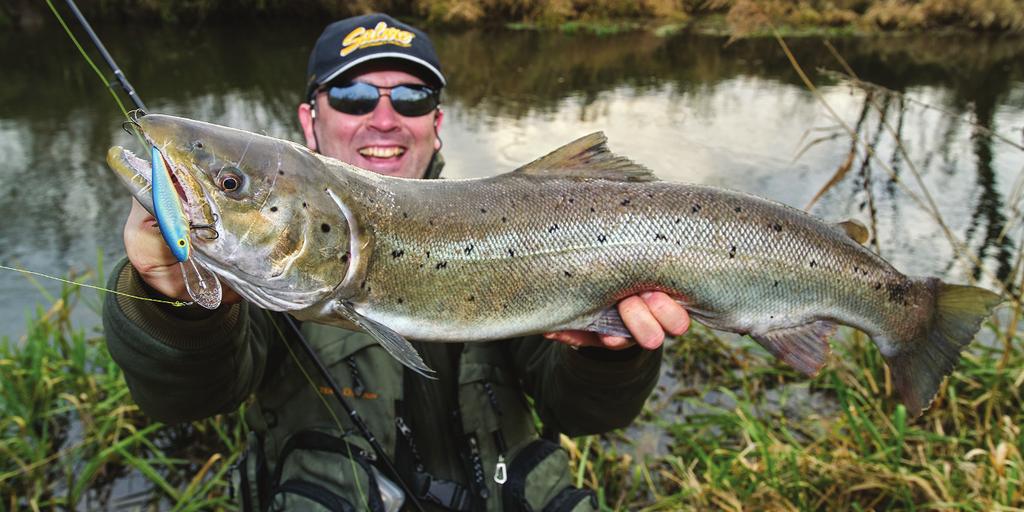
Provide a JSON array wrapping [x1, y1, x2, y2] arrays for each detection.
[[317, 52, 446, 92]]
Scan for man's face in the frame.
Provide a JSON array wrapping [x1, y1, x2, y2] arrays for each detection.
[[299, 67, 443, 180]]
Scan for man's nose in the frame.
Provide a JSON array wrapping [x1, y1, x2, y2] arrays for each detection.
[[367, 94, 400, 131]]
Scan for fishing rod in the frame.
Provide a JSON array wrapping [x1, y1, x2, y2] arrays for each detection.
[[53, 2, 428, 509]]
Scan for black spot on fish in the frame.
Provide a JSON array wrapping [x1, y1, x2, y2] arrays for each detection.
[[436, 261, 448, 270], [886, 280, 911, 303], [563, 270, 573, 277], [428, 220, 434, 227], [568, 197, 575, 204], [501, 216, 508, 223], [480, 208, 487, 213], [770, 315, 774, 319], [647, 193, 654, 199], [397, 298, 404, 304], [464, 244, 474, 255], [341, 253, 350, 263], [501, 303, 509, 310], [425, 250, 431, 258], [508, 248, 515, 257], [360, 280, 366, 290], [692, 204, 701, 213], [391, 249, 404, 259], [467, 295, 475, 302], [771, 223, 782, 232], [675, 218, 681, 224], [402, 212, 408, 219], [597, 234, 607, 243], [734, 207, 742, 213], [548, 224, 558, 233], [321, 223, 331, 233], [621, 198, 631, 206], [728, 245, 736, 258], [278, 170, 284, 176], [773, 280, 779, 287], [874, 283, 882, 290], [655, 233, 667, 241], [590, 207, 596, 213], [810, 260, 816, 267], [302, 202, 308, 208], [270, 206, 278, 212]]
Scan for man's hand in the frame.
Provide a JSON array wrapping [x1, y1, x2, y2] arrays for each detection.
[[544, 292, 689, 351], [123, 198, 241, 304]]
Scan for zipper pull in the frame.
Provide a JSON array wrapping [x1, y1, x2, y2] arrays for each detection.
[[494, 455, 507, 485]]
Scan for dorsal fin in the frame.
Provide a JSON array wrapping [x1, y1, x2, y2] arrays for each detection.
[[512, 132, 659, 182], [834, 219, 870, 245]]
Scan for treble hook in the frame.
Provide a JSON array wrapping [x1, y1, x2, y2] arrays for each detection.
[[190, 213, 220, 240], [128, 108, 147, 123], [121, 120, 142, 137]]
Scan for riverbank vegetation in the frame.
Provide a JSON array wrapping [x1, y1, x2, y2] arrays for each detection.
[[2, 263, 1021, 508], [7, 0, 1024, 34]]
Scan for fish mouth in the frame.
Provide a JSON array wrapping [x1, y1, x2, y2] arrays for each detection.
[[106, 143, 215, 228]]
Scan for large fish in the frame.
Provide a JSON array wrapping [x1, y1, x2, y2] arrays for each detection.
[[108, 114, 1003, 416]]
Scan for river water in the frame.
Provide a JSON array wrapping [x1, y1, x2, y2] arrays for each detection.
[[0, 21, 1022, 341]]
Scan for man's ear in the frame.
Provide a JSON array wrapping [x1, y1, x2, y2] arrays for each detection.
[[297, 101, 317, 151], [433, 108, 444, 151]]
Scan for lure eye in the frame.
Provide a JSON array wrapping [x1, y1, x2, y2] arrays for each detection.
[[177, 239, 186, 247]]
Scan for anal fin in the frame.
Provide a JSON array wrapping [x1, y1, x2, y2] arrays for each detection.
[[332, 301, 436, 379], [751, 321, 836, 376]]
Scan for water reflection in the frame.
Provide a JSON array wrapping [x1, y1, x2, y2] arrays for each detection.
[[1, 22, 1022, 340]]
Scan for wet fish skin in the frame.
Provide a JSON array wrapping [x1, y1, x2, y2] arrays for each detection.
[[106, 114, 1003, 416]]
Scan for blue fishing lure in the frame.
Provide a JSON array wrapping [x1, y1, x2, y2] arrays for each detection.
[[151, 145, 190, 262]]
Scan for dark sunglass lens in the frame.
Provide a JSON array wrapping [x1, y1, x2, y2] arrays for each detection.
[[327, 82, 379, 115], [390, 86, 438, 117]]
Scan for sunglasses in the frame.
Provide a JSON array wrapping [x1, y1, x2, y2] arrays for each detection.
[[319, 81, 440, 117]]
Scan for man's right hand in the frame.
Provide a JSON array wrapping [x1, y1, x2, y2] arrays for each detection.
[[124, 198, 241, 304]]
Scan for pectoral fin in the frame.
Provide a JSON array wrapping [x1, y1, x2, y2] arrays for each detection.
[[332, 301, 436, 379], [751, 321, 836, 376]]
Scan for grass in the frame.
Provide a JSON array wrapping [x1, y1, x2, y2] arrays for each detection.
[[0, 276, 243, 511], [563, 307, 1024, 510], [13, 0, 1024, 33], [1, 268, 1019, 510]]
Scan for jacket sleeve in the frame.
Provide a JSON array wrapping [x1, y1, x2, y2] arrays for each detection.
[[506, 336, 663, 437], [102, 258, 275, 424]]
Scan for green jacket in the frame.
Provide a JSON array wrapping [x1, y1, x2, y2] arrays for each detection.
[[102, 157, 663, 511]]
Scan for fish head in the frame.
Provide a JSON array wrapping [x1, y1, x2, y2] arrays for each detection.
[[107, 113, 354, 312]]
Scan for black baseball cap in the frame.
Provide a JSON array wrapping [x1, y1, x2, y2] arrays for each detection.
[[305, 13, 446, 101]]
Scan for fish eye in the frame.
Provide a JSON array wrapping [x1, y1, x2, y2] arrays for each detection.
[[218, 172, 242, 192]]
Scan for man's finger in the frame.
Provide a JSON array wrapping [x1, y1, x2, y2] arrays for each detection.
[[641, 291, 690, 336], [618, 296, 664, 349]]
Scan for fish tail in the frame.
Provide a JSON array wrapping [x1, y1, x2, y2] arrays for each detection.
[[885, 280, 1003, 417]]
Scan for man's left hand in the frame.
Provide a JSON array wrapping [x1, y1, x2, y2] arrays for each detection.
[[543, 292, 689, 351]]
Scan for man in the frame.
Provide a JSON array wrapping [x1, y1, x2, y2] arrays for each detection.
[[104, 13, 689, 511]]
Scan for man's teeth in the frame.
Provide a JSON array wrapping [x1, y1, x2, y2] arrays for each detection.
[[359, 146, 405, 158]]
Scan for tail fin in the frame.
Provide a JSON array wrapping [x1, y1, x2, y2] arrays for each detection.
[[887, 282, 1003, 417]]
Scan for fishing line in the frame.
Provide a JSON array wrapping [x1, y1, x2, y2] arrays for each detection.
[[0, 265, 189, 307], [43, 0, 132, 120]]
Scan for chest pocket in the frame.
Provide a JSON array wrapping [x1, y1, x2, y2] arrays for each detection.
[[245, 323, 406, 511]]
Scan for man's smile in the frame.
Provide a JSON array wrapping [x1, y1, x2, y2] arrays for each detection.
[[358, 145, 406, 159]]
